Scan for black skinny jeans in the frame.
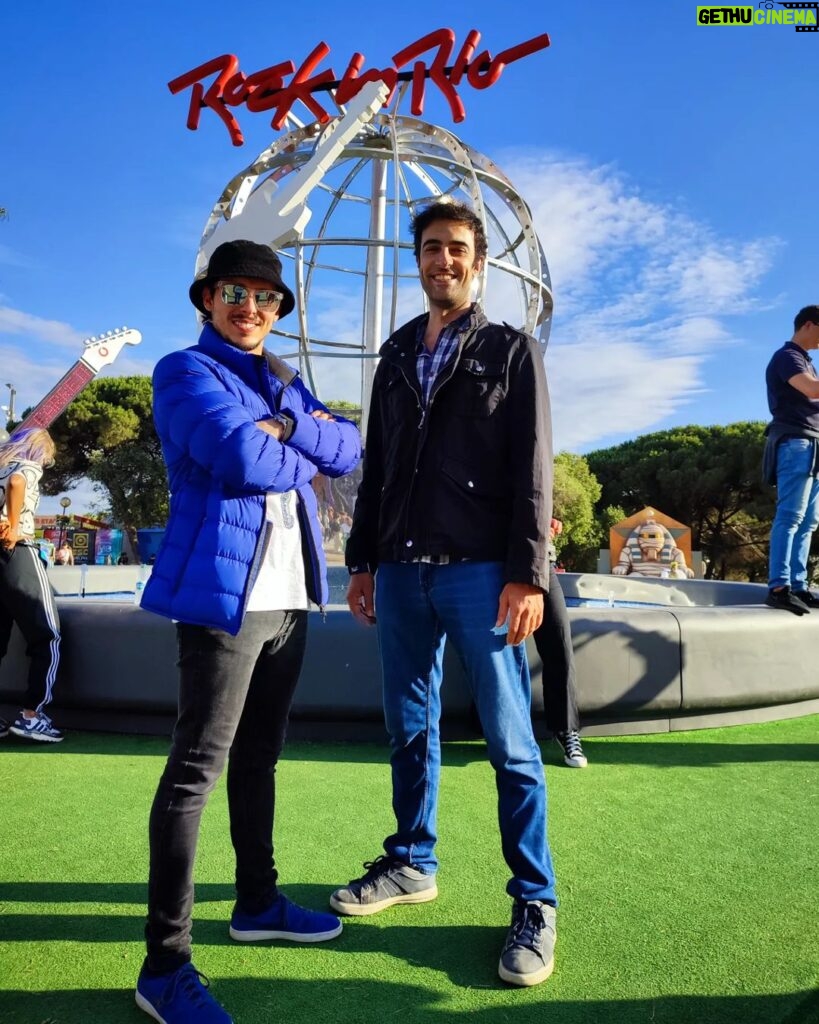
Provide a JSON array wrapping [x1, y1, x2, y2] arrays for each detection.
[[144, 609, 307, 974]]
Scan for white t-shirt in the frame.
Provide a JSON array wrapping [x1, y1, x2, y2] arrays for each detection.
[[0, 459, 43, 540], [246, 490, 310, 611]]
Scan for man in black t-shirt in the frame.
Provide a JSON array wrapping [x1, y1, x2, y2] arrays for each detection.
[[764, 304, 819, 613]]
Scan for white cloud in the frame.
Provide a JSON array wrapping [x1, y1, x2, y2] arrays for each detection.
[[498, 151, 780, 450], [547, 339, 705, 451], [0, 305, 84, 348]]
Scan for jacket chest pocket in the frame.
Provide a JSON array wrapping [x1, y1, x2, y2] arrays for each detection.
[[381, 369, 419, 427], [451, 359, 507, 417]]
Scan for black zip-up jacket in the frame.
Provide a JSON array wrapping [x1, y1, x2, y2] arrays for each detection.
[[346, 307, 553, 591]]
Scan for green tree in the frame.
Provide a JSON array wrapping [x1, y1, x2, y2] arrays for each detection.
[[586, 423, 774, 580], [551, 452, 609, 571], [325, 399, 361, 425], [40, 376, 168, 551]]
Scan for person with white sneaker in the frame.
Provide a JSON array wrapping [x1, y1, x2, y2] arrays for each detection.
[[136, 240, 361, 1024], [338, 200, 558, 988], [0, 427, 64, 744], [534, 519, 588, 769]]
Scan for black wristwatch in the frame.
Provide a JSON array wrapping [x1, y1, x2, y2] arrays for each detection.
[[273, 412, 295, 441]]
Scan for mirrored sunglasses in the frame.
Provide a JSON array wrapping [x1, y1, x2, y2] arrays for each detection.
[[220, 283, 283, 310]]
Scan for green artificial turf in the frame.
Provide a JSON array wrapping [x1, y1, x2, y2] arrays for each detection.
[[1, 716, 818, 1024]]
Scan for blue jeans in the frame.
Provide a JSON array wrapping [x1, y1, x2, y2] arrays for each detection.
[[768, 438, 819, 590], [375, 561, 557, 905]]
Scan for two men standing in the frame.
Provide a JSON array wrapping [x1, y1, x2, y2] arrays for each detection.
[[337, 201, 558, 987], [138, 204, 557, 1024]]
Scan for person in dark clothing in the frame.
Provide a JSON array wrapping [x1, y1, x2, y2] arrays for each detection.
[[335, 200, 558, 989], [534, 519, 587, 768], [764, 305, 819, 614]]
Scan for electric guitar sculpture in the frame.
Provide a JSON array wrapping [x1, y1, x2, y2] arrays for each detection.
[[16, 327, 142, 431]]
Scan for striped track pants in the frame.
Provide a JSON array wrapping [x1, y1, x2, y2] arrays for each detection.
[[0, 543, 61, 711]]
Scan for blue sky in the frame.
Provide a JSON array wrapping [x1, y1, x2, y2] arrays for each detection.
[[2, 1, 818, 511]]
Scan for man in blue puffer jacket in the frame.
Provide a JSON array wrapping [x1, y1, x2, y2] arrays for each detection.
[[136, 240, 361, 1024]]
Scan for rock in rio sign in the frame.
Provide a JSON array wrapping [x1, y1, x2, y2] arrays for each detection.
[[168, 27, 551, 146]]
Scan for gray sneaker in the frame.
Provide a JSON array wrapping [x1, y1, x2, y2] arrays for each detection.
[[498, 900, 556, 987], [329, 855, 438, 916]]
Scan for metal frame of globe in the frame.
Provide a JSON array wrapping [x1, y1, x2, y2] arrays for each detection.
[[197, 110, 553, 427]]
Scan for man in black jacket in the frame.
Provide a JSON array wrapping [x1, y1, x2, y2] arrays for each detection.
[[334, 200, 558, 987]]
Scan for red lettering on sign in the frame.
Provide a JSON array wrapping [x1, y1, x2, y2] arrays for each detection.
[[168, 29, 550, 146]]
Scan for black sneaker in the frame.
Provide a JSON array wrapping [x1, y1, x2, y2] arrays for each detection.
[[765, 587, 810, 615], [791, 589, 819, 608], [329, 855, 437, 916], [556, 730, 588, 768], [498, 900, 556, 987], [0, 719, 9, 739]]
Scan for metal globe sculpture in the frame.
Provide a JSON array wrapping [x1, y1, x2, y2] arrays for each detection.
[[196, 97, 552, 421]]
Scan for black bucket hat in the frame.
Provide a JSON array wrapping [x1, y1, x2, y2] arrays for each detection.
[[189, 240, 295, 319]]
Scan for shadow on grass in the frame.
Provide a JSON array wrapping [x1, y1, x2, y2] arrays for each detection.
[[2, 980, 818, 1024], [445, 739, 819, 769], [2, 730, 817, 768], [0, 910, 514, 991], [0, 880, 230, 906], [0, 731, 397, 762], [1, 884, 818, 1019]]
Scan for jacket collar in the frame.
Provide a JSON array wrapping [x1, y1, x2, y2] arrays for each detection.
[[381, 305, 487, 365], [196, 323, 299, 388]]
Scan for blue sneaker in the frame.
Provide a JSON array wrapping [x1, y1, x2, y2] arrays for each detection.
[[229, 892, 342, 943], [9, 711, 63, 743], [135, 963, 232, 1024]]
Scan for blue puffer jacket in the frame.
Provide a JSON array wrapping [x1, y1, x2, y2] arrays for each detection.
[[141, 324, 361, 634]]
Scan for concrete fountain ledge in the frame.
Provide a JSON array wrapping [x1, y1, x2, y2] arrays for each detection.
[[1, 571, 817, 737]]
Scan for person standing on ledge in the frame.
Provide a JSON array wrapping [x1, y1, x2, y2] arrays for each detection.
[[337, 200, 558, 988], [137, 240, 361, 1024], [763, 305, 819, 614], [0, 428, 63, 743]]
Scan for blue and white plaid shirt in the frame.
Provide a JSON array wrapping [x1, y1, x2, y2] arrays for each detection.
[[410, 307, 475, 564], [415, 307, 474, 407]]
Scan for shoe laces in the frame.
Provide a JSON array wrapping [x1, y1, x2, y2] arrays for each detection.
[[360, 855, 401, 881], [507, 901, 546, 952], [560, 731, 583, 757], [163, 965, 213, 1009]]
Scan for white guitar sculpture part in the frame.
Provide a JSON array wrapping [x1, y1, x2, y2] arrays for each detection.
[[16, 327, 143, 431]]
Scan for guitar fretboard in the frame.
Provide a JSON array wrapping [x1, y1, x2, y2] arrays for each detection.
[[17, 361, 95, 430]]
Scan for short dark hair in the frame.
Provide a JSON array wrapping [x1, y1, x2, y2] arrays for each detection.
[[410, 200, 488, 263], [794, 305, 819, 332]]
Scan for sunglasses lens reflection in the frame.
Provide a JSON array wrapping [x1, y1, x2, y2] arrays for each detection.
[[221, 284, 282, 309]]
